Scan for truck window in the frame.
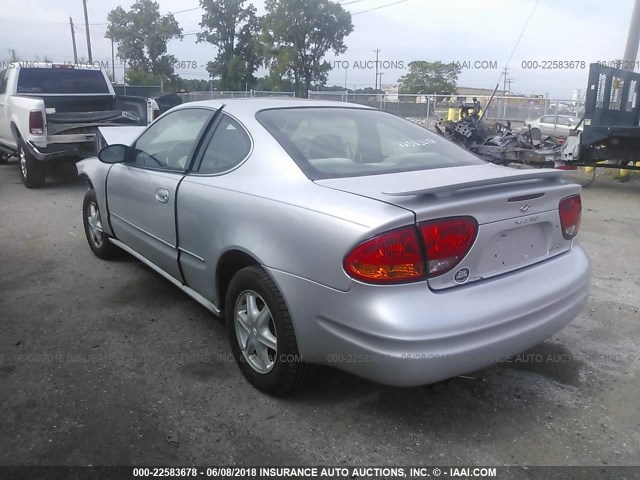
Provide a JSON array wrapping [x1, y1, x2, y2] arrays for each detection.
[[16, 68, 109, 94]]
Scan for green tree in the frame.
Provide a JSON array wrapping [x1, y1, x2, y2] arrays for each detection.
[[125, 69, 163, 86], [262, 0, 353, 98], [398, 61, 460, 95], [106, 0, 182, 84], [254, 75, 295, 92], [198, 0, 263, 91]]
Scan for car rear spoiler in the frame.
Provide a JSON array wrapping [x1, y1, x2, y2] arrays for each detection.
[[382, 169, 567, 197]]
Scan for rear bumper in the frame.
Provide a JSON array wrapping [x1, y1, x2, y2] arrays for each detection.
[[27, 138, 94, 161], [267, 245, 591, 386]]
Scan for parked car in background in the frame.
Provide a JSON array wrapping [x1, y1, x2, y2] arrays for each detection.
[[525, 115, 583, 137], [78, 99, 591, 395], [0, 62, 159, 188]]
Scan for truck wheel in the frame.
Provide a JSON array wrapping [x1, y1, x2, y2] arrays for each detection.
[[225, 266, 315, 395], [82, 189, 119, 260], [18, 140, 46, 188]]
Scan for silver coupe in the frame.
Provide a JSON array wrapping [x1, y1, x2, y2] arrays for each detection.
[[77, 99, 591, 395]]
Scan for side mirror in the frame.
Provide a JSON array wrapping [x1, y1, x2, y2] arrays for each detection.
[[98, 144, 129, 164]]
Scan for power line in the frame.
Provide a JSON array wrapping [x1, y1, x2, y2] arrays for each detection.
[[352, 0, 410, 15], [0, 18, 107, 25], [503, 0, 541, 68], [172, 7, 201, 15]]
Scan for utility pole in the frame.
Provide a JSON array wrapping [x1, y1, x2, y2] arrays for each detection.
[[9, 49, 17, 61], [123, 55, 127, 95], [377, 72, 385, 91], [501, 67, 510, 119], [111, 38, 116, 82], [69, 18, 78, 64], [82, 0, 93, 63], [373, 48, 381, 91], [623, 0, 640, 70], [619, 0, 640, 180], [502, 67, 509, 94], [506, 77, 514, 95]]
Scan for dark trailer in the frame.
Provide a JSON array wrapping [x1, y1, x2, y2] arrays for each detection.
[[561, 62, 640, 171]]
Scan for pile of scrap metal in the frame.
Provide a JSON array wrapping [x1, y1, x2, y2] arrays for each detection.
[[435, 63, 640, 172], [434, 95, 567, 166]]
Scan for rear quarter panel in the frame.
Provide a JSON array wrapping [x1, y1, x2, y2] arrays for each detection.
[[6, 95, 45, 148], [176, 121, 413, 303]]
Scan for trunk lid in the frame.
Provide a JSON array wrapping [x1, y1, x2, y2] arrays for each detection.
[[316, 164, 581, 290]]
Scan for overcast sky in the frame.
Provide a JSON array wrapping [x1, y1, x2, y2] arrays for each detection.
[[0, 0, 636, 98]]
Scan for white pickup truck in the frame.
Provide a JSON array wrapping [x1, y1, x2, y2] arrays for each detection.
[[0, 62, 159, 188]]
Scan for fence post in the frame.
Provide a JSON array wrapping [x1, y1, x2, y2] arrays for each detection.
[[426, 95, 431, 120]]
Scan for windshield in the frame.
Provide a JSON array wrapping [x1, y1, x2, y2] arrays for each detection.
[[17, 68, 110, 94], [256, 107, 484, 180], [568, 117, 580, 125]]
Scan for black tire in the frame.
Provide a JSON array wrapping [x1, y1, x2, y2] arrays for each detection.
[[82, 189, 119, 260], [18, 139, 46, 188], [225, 266, 315, 395]]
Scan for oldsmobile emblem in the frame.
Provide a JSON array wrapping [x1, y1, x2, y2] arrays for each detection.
[[454, 268, 470, 284], [520, 204, 531, 213]]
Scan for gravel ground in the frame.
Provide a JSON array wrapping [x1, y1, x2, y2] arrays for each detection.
[[0, 160, 638, 468]]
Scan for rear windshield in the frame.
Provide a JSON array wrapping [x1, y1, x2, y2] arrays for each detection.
[[17, 68, 109, 94], [256, 107, 484, 179]]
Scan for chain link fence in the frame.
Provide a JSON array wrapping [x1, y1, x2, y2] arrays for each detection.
[[179, 90, 295, 103], [175, 88, 584, 132], [308, 92, 585, 132]]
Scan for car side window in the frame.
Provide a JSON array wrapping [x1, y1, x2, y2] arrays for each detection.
[[196, 115, 251, 174], [557, 117, 571, 126], [0, 69, 8, 94], [540, 116, 553, 124], [130, 108, 212, 171]]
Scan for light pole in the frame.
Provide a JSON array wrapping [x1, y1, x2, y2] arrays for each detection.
[[623, 0, 640, 70], [373, 49, 381, 90], [82, 0, 93, 63], [69, 18, 78, 64]]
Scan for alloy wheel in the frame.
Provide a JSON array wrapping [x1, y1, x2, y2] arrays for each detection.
[[234, 290, 278, 374]]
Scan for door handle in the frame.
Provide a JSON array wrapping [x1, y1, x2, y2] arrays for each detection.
[[155, 188, 169, 204]]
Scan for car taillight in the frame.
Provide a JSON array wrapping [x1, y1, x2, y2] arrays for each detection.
[[29, 111, 44, 135], [418, 217, 477, 277], [559, 195, 581, 239], [153, 109, 160, 120], [344, 226, 424, 284]]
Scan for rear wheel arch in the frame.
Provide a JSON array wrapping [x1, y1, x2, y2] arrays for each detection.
[[215, 249, 261, 310], [10, 122, 22, 145], [224, 265, 316, 394]]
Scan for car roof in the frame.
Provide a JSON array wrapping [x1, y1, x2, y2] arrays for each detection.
[[174, 98, 374, 118]]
